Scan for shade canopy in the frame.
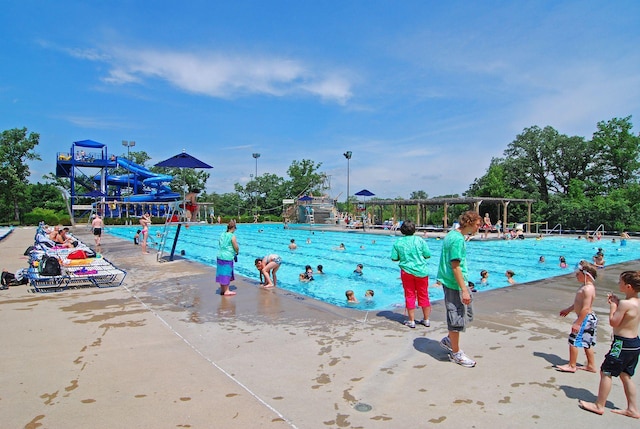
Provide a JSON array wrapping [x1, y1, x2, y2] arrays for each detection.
[[74, 139, 105, 148], [298, 195, 314, 202], [355, 189, 375, 197], [154, 151, 213, 169]]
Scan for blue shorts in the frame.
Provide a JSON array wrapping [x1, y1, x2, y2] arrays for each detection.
[[601, 335, 640, 377], [568, 312, 597, 349]]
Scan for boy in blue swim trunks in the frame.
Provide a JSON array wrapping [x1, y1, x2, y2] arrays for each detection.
[[556, 261, 598, 373], [579, 270, 640, 418]]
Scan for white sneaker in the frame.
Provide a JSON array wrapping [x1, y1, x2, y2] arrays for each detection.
[[439, 336, 452, 353], [449, 350, 476, 368], [417, 319, 430, 327]]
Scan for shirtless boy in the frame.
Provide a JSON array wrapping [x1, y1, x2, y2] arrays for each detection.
[[556, 261, 598, 373], [579, 270, 640, 418]]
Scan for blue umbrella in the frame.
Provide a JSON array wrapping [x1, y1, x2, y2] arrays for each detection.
[[355, 189, 375, 197], [154, 150, 213, 205], [355, 189, 375, 218], [155, 150, 213, 169]]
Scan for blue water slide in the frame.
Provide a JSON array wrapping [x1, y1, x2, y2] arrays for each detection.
[[110, 158, 181, 202]]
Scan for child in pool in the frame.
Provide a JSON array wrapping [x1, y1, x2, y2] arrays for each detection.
[[346, 290, 358, 303], [480, 270, 489, 285], [506, 270, 516, 285], [560, 256, 567, 268], [299, 265, 314, 282], [354, 264, 364, 276]]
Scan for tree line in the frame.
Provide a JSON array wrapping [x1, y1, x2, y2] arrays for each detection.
[[465, 116, 640, 232], [1, 115, 639, 230]]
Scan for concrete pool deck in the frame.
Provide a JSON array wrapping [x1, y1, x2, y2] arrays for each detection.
[[1, 226, 638, 428]]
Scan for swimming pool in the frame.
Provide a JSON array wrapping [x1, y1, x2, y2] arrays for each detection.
[[105, 223, 639, 310]]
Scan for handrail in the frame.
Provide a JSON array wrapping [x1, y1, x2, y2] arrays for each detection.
[[547, 223, 562, 235], [593, 224, 605, 235]]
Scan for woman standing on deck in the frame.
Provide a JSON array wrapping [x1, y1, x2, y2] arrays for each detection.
[[391, 219, 432, 328], [216, 220, 239, 296]]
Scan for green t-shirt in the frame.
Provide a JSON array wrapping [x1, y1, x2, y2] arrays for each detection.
[[437, 229, 467, 290], [217, 231, 236, 261], [390, 235, 431, 277]]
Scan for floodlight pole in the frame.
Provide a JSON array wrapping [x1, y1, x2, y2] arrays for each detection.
[[252, 153, 260, 215], [343, 151, 352, 215], [122, 140, 136, 191]]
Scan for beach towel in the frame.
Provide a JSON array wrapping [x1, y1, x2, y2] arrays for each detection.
[[215, 258, 235, 284]]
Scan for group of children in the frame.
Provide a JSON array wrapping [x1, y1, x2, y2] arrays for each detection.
[[553, 259, 640, 419], [346, 288, 374, 304]]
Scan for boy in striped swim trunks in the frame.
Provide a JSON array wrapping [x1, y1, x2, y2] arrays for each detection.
[[556, 260, 598, 373]]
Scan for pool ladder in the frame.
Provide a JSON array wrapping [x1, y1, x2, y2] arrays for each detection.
[[156, 202, 188, 262]]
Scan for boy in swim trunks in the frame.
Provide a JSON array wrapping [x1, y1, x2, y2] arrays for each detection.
[[579, 270, 640, 418], [556, 260, 598, 373]]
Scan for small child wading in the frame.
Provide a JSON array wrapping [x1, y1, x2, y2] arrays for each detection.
[[556, 261, 598, 373]]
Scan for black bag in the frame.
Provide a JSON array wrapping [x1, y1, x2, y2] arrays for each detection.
[[39, 256, 62, 276], [23, 245, 35, 256]]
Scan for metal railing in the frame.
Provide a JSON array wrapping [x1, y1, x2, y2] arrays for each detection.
[[546, 223, 562, 235]]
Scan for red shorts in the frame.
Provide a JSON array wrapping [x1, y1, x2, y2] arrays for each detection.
[[400, 269, 430, 309]]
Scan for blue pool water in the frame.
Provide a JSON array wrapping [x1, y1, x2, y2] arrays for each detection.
[[106, 224, 639, 310]]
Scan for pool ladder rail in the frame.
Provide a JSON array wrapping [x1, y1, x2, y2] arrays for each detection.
[[156, 201, 189, 262]]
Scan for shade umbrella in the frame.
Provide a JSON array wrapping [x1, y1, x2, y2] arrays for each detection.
[[355, 189, 375, 225], [154, 150, 213, 206], [154, 150, 213, 261], [155, 151, 213, 169]]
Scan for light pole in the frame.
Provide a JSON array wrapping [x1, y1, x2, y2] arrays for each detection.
[[252, 153, 260, 216], [343, 151, 352, 215], [122, 140, 135, 191]]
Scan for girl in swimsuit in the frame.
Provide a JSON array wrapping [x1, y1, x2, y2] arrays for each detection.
[[255, 254, 282, 287], [140, 213, 152, 254]]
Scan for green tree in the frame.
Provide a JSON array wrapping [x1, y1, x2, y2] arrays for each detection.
[[409, 190, 429, 199], [502, 126, 561, 202], [0, 128, 41, 222], [466, 158, 510, 197], [591, 116, 640, 192], [285, 159, 325, 197]]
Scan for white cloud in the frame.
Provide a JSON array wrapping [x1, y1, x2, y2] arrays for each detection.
[[88, 46, 354, 103]]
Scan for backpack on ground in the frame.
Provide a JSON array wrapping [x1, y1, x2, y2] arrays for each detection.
[[39, 256, 62, 276]]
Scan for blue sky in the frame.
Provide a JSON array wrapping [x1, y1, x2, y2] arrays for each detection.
[[2, 1, 639, 199]]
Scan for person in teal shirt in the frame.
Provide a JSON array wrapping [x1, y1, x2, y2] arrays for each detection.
[[216, 220, 239, 296], [437, 210, 482, 368], [391, 220, 432, 328]]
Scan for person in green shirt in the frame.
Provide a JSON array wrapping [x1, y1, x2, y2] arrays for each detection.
[[216, 220, 239, 296], [438, 210, 482, 368], [391, 220, 432, 328]]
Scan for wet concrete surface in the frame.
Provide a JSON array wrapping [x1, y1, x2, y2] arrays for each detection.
[[0, 226, 638, 428]]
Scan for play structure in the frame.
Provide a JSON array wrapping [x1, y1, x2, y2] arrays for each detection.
[[56, 139, 182, 218]]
